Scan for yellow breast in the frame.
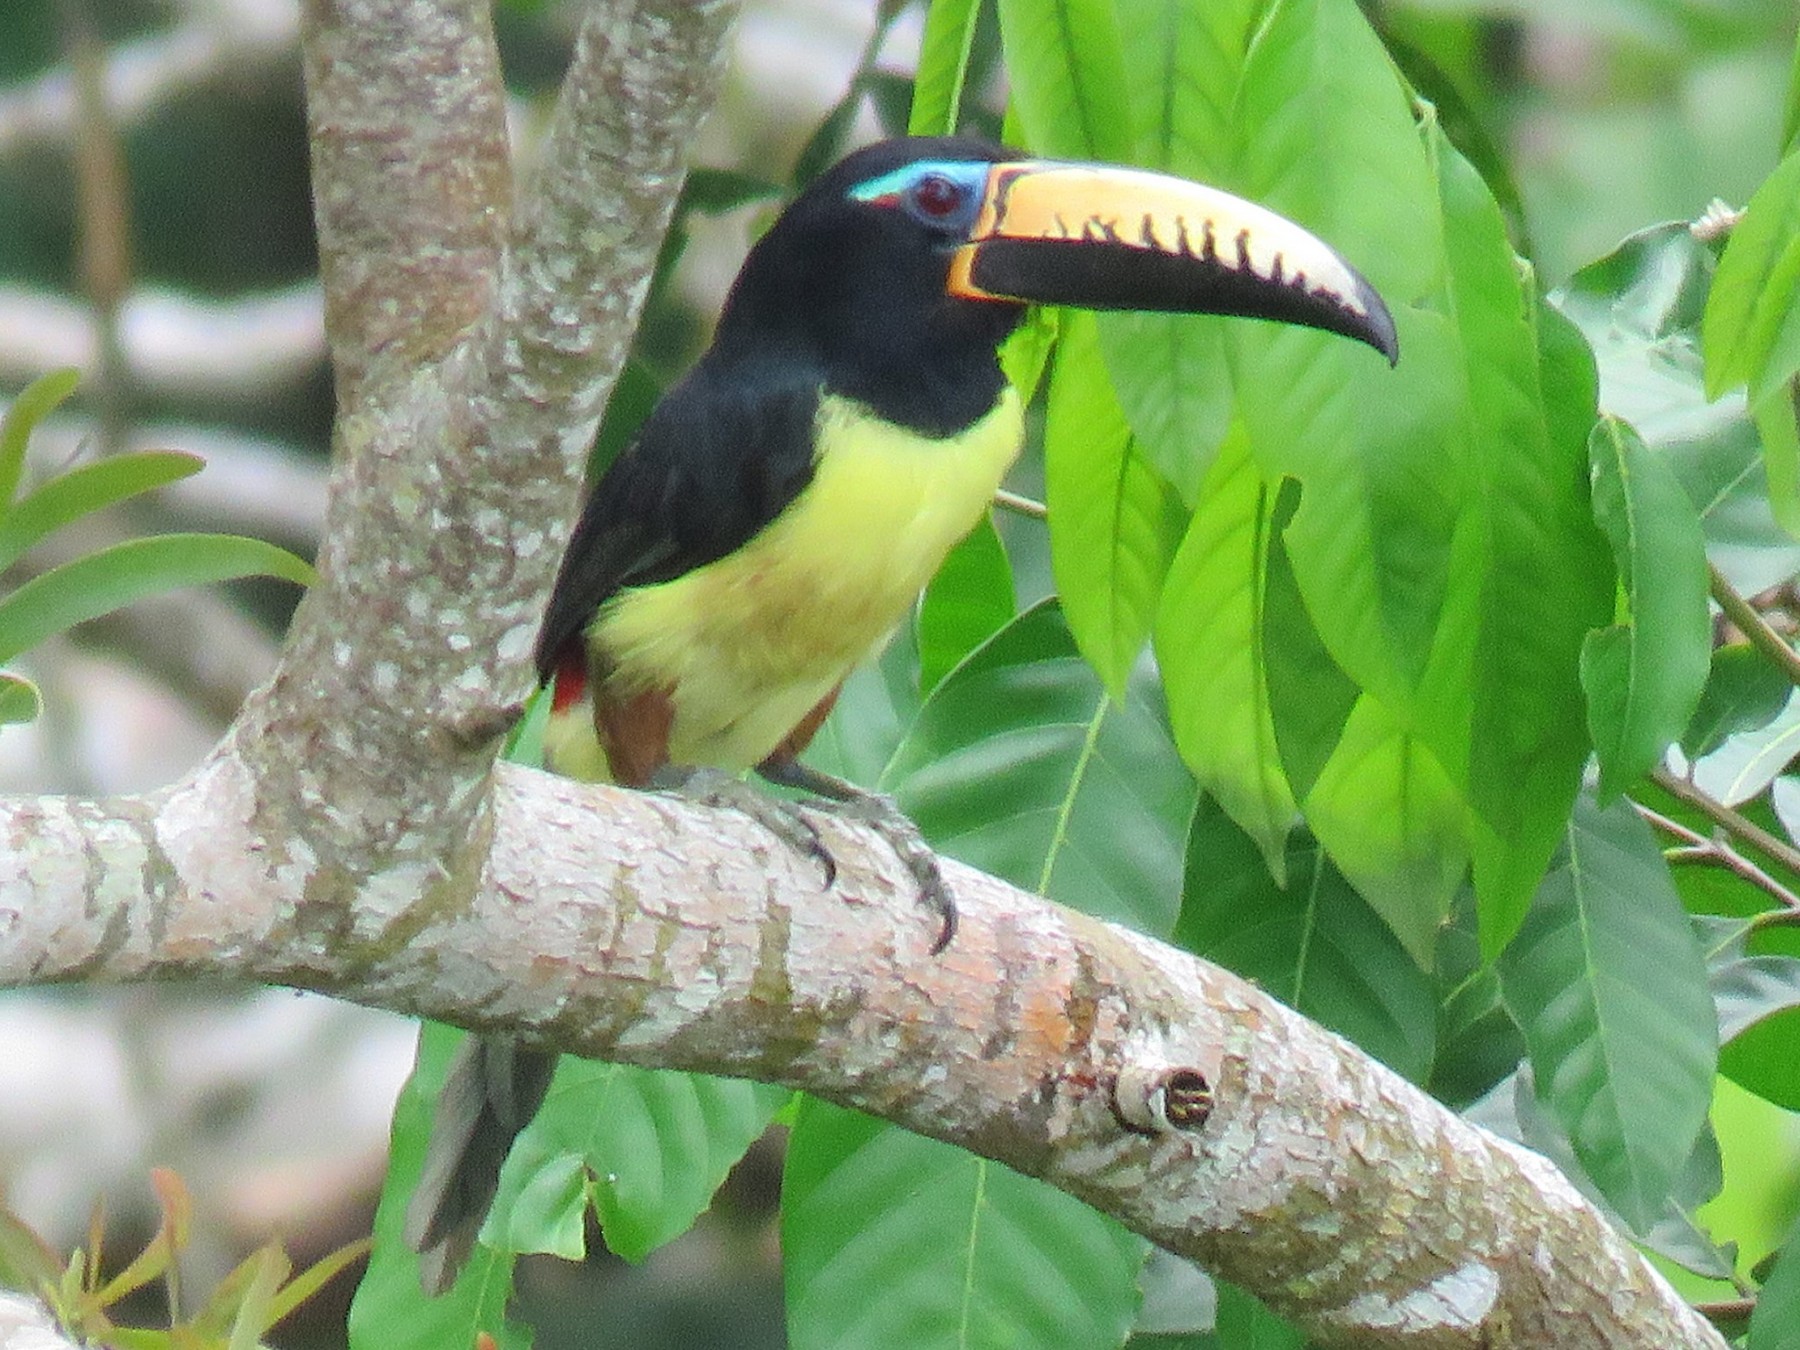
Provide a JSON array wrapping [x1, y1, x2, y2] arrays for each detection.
[[572, 386, 1024, 775]]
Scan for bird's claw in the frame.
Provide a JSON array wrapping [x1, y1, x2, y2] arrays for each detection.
[[651, 765, 836, 887]]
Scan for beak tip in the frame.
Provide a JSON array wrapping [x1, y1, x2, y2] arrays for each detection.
[[1355, 279, 1400, 367]]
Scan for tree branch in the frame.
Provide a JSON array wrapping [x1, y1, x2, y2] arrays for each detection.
[[0, 769, 1727, 1349]]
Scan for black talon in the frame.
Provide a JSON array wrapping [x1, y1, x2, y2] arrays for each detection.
[[651, 764, 837, 887], [758, 757, 957, 952]]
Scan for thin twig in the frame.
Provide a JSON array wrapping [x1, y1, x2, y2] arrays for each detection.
[[1650, 766, 1800, 878], [1709, 563, 1800, 687], [1693, 1296, 1754, 1324], [994, 488, 1046, 520], [1635, 800, 1800, 921]]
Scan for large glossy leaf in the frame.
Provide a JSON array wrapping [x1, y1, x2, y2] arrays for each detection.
[[1682, 644, 1792, 758], [992, 0, 1131, 161], [1716, 953, 1800, 1111], [1690, 692, 1800, 806], [1178, 798, 1436, 1082], [1429, 890, 1526, 1111], [0, 369, 79, 511], [1580, 417, 1711, 800], [349, 1024, 530, 1350], [1045, 313, 1186, 696], [0, 534, 314, 668], [808, 625, 926, 790], [1259, 488, 1357, 803], [1497, 794, 1718, 1232], [1554, 222, 1800, 593], [1439, 151, 1612, 953], [887, 600, 1194, 936], [1304, 694, 1468, 968], [909, 0, 982, 136], [486, 1058, 788, 1263], [1704, 150, 1800, 403], [1751, 1216, 1800, 1350], [1154, 425, 1295, 881], [916, 516, 1015, 696], [783, 1098, 1147, 1350], [0, 451, 205, 571]]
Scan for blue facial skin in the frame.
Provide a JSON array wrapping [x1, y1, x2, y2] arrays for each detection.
[[848, 159, 992, 238]]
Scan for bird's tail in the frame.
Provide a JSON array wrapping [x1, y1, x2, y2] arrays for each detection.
[[403, 1034, 558, 1294]]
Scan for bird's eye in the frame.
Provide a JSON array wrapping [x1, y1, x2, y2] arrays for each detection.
[[910, 173, 965, 218]]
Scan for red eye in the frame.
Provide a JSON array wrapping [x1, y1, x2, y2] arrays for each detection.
[[911, 173, 964, 218]]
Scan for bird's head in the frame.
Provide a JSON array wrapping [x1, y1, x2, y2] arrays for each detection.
[[713, 137, 1396, 429]]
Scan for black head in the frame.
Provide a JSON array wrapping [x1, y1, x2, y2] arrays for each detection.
[[708, 136, 1399, 435], [713, 137, 1026, 434]]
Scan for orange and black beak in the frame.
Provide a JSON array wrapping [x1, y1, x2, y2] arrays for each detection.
[[858, 156, 1398, 364]]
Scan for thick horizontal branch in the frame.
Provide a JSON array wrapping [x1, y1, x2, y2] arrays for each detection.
[[0, 766, 1725, 1350]]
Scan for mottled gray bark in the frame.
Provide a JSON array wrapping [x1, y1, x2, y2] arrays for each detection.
[[0, 2, 1730, 1348]]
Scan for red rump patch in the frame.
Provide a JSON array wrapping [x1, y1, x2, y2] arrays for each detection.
[[550, 650, 588, 714]]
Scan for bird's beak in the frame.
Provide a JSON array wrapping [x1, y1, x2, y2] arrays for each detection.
[[950, 161, 1398, 364]]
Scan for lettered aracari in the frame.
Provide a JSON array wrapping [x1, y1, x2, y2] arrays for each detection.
[[406, 135, 1398, 1291]]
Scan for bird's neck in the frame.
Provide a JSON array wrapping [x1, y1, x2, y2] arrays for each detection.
[[714, 282, 1022, 437]]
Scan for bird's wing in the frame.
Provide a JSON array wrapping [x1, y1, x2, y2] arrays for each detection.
[[533, 359, 822, 682]]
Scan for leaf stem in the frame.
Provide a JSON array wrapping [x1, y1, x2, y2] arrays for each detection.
[[994, 488, 1046, 521], [1708, 563, 1800, 687], [1636, 799, 1800, 922], [1649, 765, 1800, 883], [1693, 1295, 1753, 1324]]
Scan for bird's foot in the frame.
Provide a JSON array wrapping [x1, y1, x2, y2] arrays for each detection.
[[649, 764, 836, 888], [757, 758, 955, 953]]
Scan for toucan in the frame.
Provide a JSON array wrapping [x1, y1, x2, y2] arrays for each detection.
[[405, 135, 1398, 1290]]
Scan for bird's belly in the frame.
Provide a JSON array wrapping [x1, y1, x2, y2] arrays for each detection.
[[593, 388, 1023, 772]]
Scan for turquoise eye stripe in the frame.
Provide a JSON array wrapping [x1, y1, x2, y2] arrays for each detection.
[[849, 160, 991, 202]]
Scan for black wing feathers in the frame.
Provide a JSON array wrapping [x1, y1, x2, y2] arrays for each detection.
[[533, 356, 823, 682]]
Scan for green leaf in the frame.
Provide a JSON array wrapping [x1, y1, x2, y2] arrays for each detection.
[[1682, 644, 1792, 759], [917, 516, 1014, 696], [1580, 417, 1711, 801], [487, 1058, 788, 1263], [783, 1098, 1147, 1350], [1497, 794, 1718, 1232], [1552, 222, 1799, 593], [349, 1024, 531, 1350], [1429, 890, 1526, 1111], [1691, 693, 1800, 807], [0, 1207, 62, 1294], [0, 673, 40, 726], [1717, 954, 1800, 1111], [1178, 799, 1437, 1082], [1751, 379, 1800, 539], [993, 0, 1131, 161], [1209, 1280, 1304, 1350], [889, 600, 1194, 936], [0, 369, 80, 511], [1260, 488, 1357, 804], [1095, 313, 1232, 506], [0, 534, 313, 668], [0, 451, 205, 572], [1705, 151, 1800, 402], [809, 625, 926, 790], [1751, 1216, 1800, 1350], [909, 0, 982, 136], [1304, 694, 1468, 968], [1154, 425, 1295, 882], [1046, 313, 1187, 696]]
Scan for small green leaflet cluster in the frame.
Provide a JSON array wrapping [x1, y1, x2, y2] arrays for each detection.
[[360, 1, 1800, 1347], [0, 370, 314, 730]]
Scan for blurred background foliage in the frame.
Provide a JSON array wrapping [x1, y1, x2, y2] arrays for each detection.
[[0, 0, 1797, 1347]]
